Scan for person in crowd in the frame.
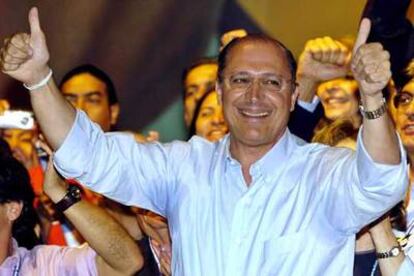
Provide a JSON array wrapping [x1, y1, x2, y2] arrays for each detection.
[[389, 60, 414, 259], [59, 63, 161, 274], [189, 89, 228, 141], [182, 58, 218, 129], [0, 9, 407, 275], [0, 149, 143, 275], [315, 76, 360, 130]]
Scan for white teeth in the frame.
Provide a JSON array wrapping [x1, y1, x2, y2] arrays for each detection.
[[241, 110, 269, 117], [326, 98, 346, 104], [406, 125, 414, 131]]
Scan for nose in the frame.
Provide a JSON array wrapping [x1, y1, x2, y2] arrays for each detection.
[[245, 79, 262, 102], [406, 102, 414, 120], [211, 112, 225, 125]]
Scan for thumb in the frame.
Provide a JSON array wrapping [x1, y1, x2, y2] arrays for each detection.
[[28, 7, 43, 38], [352, 18, 371, 54]]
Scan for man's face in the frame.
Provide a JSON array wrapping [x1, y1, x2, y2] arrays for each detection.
[[317, 78, 359, 121], [217, 41, 298, 148], [184, 64, 218, 127], [61, 73, 116, 132], [2, 128, 37, 168], [195, 91, 228, 142], [393, 80, 414, 152]]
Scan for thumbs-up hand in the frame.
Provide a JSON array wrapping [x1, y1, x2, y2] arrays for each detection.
[[0, 7, 50, 86], [351, 18, 391, 97]]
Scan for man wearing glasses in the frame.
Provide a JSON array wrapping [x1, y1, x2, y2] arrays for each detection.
[[0, 8, 408, 275]]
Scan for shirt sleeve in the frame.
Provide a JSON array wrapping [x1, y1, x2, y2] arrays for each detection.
[[296, 96, 320, 113], [397, 257, 414, 276], [54, 110, 186, 216], [322, 127, 408, 234], [34, 244, 97, 275]]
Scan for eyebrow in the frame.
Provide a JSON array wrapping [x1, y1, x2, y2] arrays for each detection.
[[63, 91, 104, 97]]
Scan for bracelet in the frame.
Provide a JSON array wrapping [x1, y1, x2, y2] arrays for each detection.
[[359, 97, 387, 120], [23, 69, 53, 91]]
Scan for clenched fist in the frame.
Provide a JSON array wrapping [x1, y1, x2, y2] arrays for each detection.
[[297, 36, 351, 83], [0, 7, 50, 86], [351, 18, 391, 97]]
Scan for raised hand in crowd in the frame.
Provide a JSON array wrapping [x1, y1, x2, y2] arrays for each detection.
[[135, 209, 171, 275], [297, 36, 351, 102], [0, 7, 75, 150], [350, 18, 398, 164]]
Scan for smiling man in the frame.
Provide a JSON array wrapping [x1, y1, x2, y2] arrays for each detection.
[[0, 8, 408, 275]]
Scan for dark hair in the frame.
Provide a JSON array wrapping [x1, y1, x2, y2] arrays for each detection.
[[59, 64, 118, 105], [0, 152, 41, 249], [312, 118, 358, 146], [182, 57, 218, 85], [217, 34, 297, 85]]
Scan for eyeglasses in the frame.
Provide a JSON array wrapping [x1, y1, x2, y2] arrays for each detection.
[[224, 74, 295, 93]]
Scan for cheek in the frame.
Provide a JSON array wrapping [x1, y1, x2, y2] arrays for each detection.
[[196, 118, 210, 135]]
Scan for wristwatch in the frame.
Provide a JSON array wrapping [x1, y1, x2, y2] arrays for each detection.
[[359, 97, 387, 120], [376, 245, 402, 259], [55, 185, 82, 212]]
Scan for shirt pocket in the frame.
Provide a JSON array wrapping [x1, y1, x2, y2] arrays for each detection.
[[261, 230, 305, 274]]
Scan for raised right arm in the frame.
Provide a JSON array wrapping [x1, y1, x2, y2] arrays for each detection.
[[0, 7, 75, 150]]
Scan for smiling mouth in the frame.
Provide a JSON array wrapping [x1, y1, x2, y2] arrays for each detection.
[[325, 97, 348, 105], [402, 124, 414, 134], [239, 109, 270, 118]]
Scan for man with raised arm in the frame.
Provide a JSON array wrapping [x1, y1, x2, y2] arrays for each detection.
[[0, 7, 408, 275]]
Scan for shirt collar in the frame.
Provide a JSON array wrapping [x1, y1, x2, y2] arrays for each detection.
[[224, 128, 294, 180]]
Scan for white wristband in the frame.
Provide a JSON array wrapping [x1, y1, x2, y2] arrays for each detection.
[[23, 69, 53, 91]]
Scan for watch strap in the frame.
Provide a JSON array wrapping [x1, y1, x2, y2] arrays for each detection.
[[359, 97, 387, 120], [376, 245, 402, 259], [55, 185, 81, 213]]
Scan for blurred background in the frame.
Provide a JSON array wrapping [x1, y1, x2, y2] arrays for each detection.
[[1, 0, 412, 142]]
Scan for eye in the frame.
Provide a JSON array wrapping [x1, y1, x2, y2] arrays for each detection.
[[263, 78, 282, 89], [231, 77, 250, 84], [87, 95, 102, 104], [396, 93, 413, 107]]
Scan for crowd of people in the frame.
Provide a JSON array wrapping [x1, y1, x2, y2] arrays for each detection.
[[1, 0, 414, 275]]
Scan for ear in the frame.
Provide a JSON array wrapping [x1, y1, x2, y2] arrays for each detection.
[[215, 81, 223, 106], [110, 103, 120, 126], [6, 201, 23, 222], [290, 85, 299, 112]]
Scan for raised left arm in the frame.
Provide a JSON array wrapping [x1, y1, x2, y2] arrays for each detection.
[[352, 18, 400, 165]]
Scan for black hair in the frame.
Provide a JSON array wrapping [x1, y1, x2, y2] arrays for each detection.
[[217, 34, 297, 86], [59, 64, 118, 105], [181, 57, 218, 85], [0, 142, 41, 249]]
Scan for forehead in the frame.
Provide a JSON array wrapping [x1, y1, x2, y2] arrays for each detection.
[[186, 64, 218, 84], [402, 80, 414, 94], [61, 73, 107, 96], [224, 41, 290, 76], [318, 78, 358, 91]]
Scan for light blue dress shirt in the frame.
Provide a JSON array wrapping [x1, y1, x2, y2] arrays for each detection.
[[55, 110, 408, 275]]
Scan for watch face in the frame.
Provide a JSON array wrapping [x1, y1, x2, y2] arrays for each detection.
[[69, 185, 82, 200], [390, 247, 400, 256]]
